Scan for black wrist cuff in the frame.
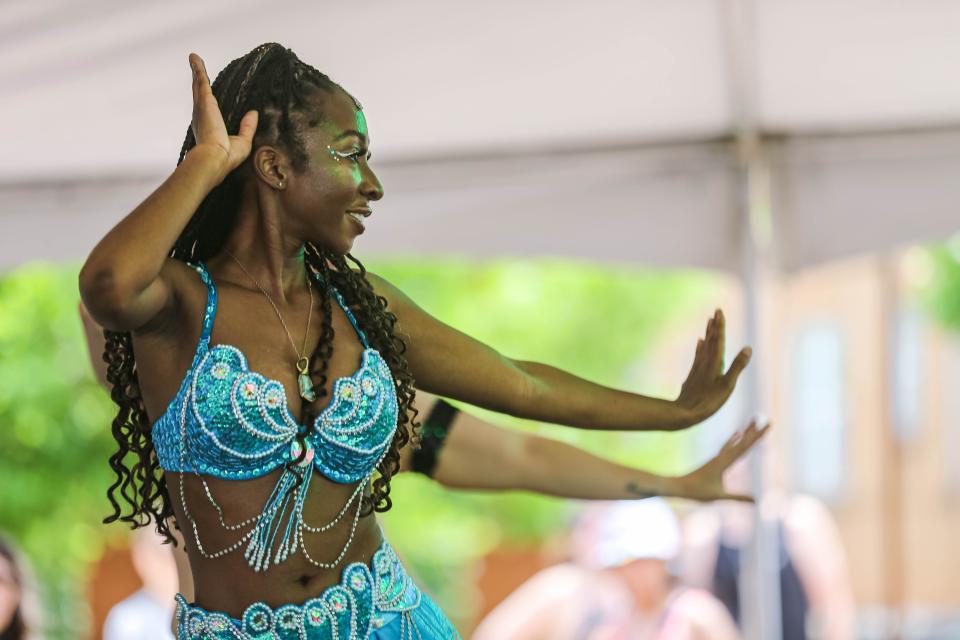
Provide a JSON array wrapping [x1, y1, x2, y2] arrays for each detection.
[[412, 399, 459, 477]]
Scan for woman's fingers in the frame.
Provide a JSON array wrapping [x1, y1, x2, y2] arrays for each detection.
[[711, 309, 726, 373], [188, 51, 241, 166], [225, 110, 259, 167], [717, 492, 755, 503], [189, 53, 214, 110], [189, 53, 207, 140], [690, 485, 755, 503], [723, 346, 752, 387], [694, 310, 725, 380], [732, 421, 771, 460], [190, 53, 210, 88], [690, 315, 716, 380], [190, 55, 198, 103], [237, 110, 259, 140], [685, 338, 706, 384], [689, 309, 752, 386], [721, 425, 748, 452], [719, 419, 771, 465], [189, 56, 202, 139]]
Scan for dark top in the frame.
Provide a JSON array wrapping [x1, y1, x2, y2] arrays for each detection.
[[712, 520, 809, 640]]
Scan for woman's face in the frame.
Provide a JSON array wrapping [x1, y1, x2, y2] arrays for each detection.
[[279, 87, 384, 255], [0, 554, 20, 630], [613, 558, 670, 603]]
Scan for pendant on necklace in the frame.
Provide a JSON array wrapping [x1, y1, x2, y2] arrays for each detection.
[[296, 357, 316, 402]]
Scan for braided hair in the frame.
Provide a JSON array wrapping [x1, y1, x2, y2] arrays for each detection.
[[101, 43, 420, 545]]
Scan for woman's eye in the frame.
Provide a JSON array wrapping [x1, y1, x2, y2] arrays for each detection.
[[333, 148, 371, 164]]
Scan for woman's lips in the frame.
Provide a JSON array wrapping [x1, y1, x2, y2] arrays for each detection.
[[346, 211, 366, 231]]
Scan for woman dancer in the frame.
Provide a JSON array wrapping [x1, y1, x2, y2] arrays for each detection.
[[79, 43, 760, 639], [82, 303, 767, 638]]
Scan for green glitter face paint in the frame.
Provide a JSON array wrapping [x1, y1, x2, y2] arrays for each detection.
[[325, 108, 368, 183], [354, 109, 368, 138]]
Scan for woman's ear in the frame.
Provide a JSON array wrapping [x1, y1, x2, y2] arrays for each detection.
[[252, 146, 287, 189]]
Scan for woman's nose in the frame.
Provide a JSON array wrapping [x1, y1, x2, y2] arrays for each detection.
[[361, 167, 384, 201]]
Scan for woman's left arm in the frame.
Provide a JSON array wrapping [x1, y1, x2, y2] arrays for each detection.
[[402, 393, 769, 502], [79, 299, 109, 387], [368, 272, 751, 432]]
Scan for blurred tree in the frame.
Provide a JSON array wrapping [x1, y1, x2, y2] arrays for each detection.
[[0, 263, 119, 638], [923, 240, 960, 331], [0, 258, 718, 636]]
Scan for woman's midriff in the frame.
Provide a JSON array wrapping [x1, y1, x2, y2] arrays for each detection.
[[167, 469, 385, 617]]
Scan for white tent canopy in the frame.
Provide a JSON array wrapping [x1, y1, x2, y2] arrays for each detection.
[[3, 4, 957, 638], [2, 0, 959, 271]]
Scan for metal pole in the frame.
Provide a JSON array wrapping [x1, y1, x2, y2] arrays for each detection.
[[720, 1, 783, 638], [737, 145, 783, 640], [879, 255, 906, 639]]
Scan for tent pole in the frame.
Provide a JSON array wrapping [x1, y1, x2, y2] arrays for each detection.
[[721, 0, 783, 638], [879, 255, 907, 638], [736, 140, 783, 640]]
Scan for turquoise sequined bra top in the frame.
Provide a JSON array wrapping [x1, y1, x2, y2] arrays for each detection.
[[150, 261, 400, 572]]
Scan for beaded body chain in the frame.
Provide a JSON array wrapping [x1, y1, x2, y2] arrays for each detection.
[[176, 411, 384, 570]]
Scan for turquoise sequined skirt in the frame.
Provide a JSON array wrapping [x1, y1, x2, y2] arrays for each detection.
[[174, 539, 460, 639]]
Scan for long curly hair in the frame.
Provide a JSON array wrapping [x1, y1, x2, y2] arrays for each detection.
[[101, 43, 420, 545]]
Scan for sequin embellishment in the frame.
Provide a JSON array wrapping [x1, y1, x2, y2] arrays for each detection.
[[173, 538, 446, 640], [151, 262, 399, 484], [210, 362, 230, 379]]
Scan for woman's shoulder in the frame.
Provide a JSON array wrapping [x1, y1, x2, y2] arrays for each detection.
[[359, 270, 415, 311], [156, 256, 207, 288], [161, 255, 212, 298], [133, 257, 210, 338]]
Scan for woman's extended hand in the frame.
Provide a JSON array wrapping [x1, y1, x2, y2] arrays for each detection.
[[188, 53, 258, 182], [674, 419, 771, 502], [675, 309, 752, 425]]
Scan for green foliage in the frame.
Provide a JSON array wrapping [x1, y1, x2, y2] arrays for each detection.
[[922, 239, 960, 331], [0, 257, 718, 636], [0, 262, 119, 638]]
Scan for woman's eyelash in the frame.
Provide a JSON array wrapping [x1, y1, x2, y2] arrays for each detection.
[[337, 149, 365, 161]]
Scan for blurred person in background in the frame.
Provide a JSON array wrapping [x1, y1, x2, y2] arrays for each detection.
[[102, 527, 179, 640], [0, 535, 41, 640], [682, 456, 855, 640], [473, 498, 741, 640]]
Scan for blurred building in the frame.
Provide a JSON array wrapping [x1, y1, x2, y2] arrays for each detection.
[[473, 249, 960, 640], [767, 252, 960, 638], [672, 250, 960, 638]]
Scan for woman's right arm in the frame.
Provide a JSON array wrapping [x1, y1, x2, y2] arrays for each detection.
[[78, 54, 257, 332], [78, 150, 224, 331]]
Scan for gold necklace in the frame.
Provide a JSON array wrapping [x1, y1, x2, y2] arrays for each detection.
[[226, 251, 317, 403]]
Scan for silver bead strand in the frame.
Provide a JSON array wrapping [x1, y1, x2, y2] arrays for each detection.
[[299, 480, 366, 533], [200, 476, 262, 531], [177, 386, 257, 560], [298, 478, 368, 570]]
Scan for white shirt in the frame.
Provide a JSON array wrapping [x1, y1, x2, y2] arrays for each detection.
[[103, 589, 175, 640]]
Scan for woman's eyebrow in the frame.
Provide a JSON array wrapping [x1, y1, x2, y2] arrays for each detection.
[[332, 130, 367, 143]]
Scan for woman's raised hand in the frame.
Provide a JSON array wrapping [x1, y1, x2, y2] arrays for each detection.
[[188, 53, 258, 182], [675, 309, 752, 425], [675, 419, 772, 502]]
